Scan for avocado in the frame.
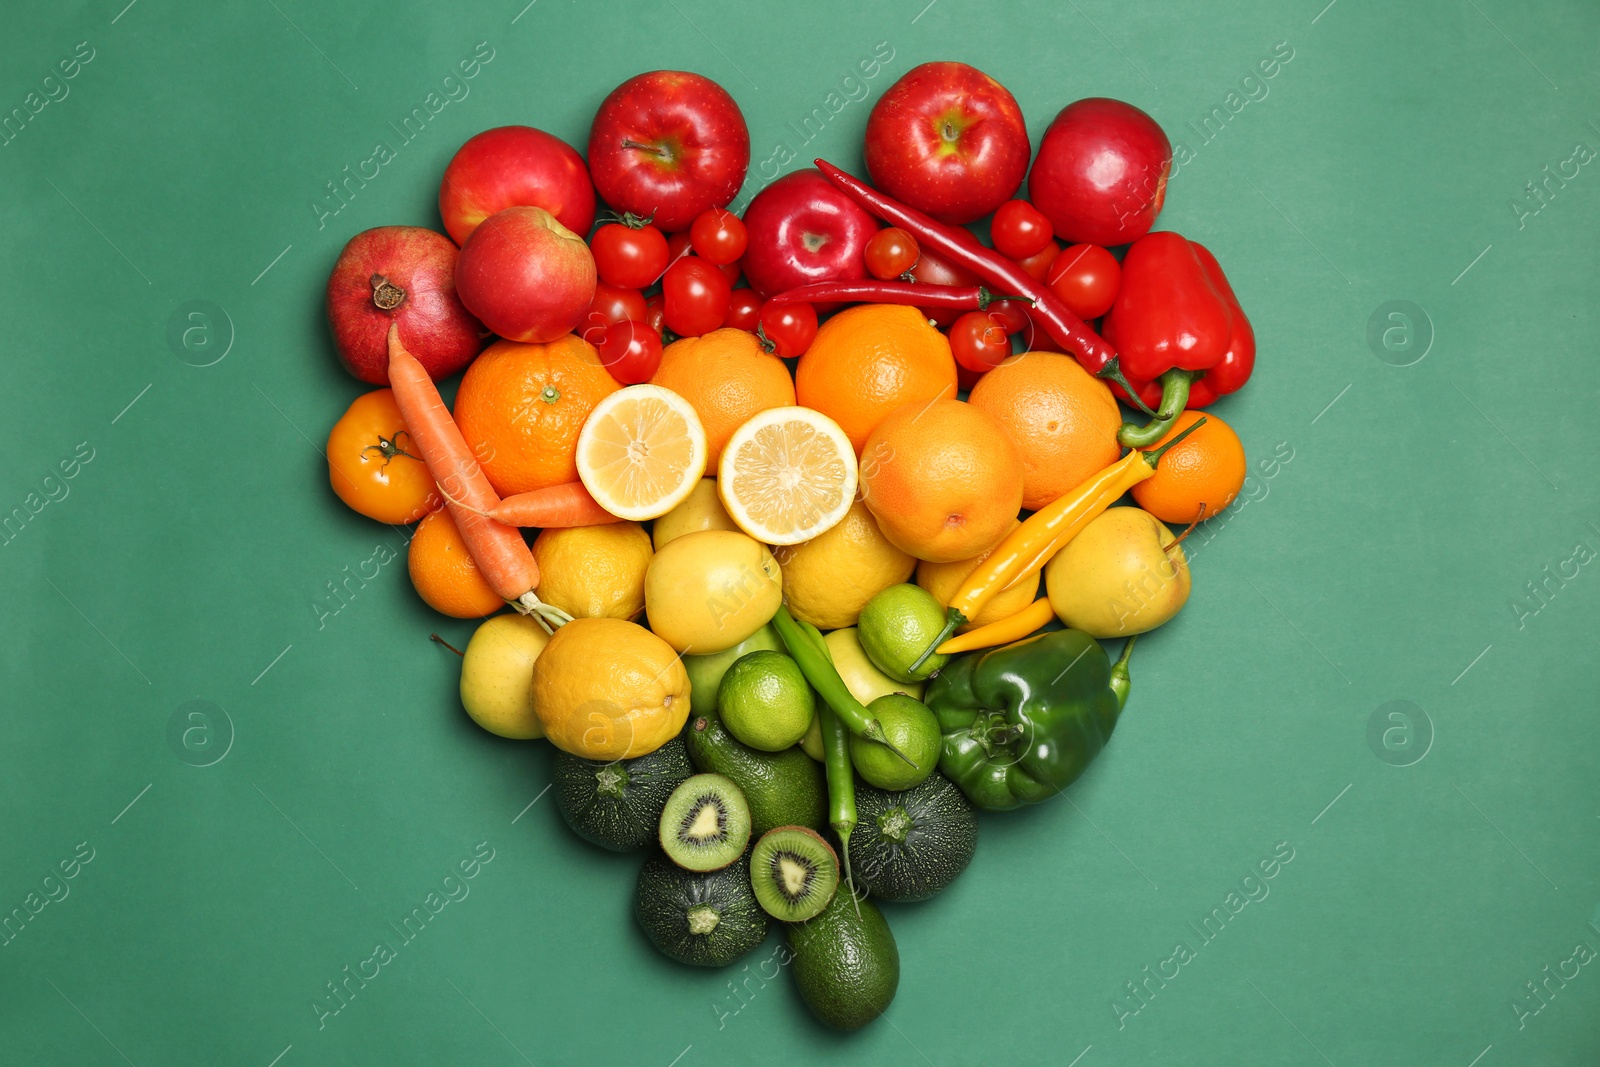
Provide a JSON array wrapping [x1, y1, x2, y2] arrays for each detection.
[[847, 773, 977, 901], [635, 852, 769, 967], [683, 624, 786, 716], [554, 734, 694, 852], [686, 711, 826, 836], [787, 891, 899, 1030]]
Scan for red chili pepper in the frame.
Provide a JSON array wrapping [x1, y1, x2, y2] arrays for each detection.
[[1108, 233, 1254, 446], [813, 158, 1156, 415], [764, 280, 1024, 312]]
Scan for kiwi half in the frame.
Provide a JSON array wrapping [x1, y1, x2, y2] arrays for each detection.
[[749, 826, 840, 922], [658, 773, 752, 871]]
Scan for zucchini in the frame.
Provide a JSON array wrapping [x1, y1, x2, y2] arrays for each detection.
[[846, 773, 977, 902], [554, 734, 693, 852], [635, 852, 769, 967]]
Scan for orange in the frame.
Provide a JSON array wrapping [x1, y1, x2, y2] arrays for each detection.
[[795, 304, 957, 453], [859, 398, 1024, 563], [407, 508, 505, 618], [967, 352, 1122, 511], [1131, 409, 1247, 523], [453, 336, 621, 496], [649, 328, 795, 467]]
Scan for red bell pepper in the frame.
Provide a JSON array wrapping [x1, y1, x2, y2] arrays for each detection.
[[1106, 233, 1254, 446]]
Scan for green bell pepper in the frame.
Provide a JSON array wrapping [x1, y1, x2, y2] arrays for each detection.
[[926, 630, 1134, 812]]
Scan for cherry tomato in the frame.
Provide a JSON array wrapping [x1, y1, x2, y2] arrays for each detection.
[[1046, 244, 1122, 320], [956, 362, 987, 393], [758, 302, 818, 358], [581, 282, 648, 345], [663, 258, 731, 337], [643, 293, 666, 336], [986, 298, 1032, 335], [689, 209, 748, 265], [327, 389, 438, 524], [590, 222, 669, 289], [596, 320, 664, 384], [726, 289, 764, 332], [716, 258, 742, 287], [990, 200, 1054, 260], [666, 230, 694, 269], [864, 227, 920, 280], [948, 311, 1013, 373], [910, 248, 979, 327], [1015, 239, 1060, 282]]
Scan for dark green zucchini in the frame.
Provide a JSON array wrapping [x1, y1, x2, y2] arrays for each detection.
[[635, 852, 769, 967], [554, 734, 693, 852], [846, 773, 977, 902]]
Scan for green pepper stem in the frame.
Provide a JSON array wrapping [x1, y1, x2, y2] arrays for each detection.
[[1137, 415, 1208, 469], [909, 608, 966, 675], [1110, 635, 1137, 712], [1096, 357, 1161, 418], [976, 287, 1035, 310], [1118, 369, 1196, 448]]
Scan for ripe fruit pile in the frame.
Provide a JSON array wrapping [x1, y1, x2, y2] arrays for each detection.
[[318, 61, 1257, 1032]]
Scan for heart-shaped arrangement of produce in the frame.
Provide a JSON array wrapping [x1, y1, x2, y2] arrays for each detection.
[[318, 61, 1254, 1031]]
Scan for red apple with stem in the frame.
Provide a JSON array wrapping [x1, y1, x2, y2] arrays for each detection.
[[587, 71, 750, 232], [438, 126, 596, 246], [326, 226, 484, 385], [741, 168, 878, 298], [1028, 98, 1173, 247], [865, 62, 1031, 225], [454, 207, 597, 344]]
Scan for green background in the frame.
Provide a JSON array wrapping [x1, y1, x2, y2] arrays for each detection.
[[4, 0, 1598, 1063]]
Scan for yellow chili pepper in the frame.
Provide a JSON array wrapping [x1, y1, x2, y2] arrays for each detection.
[[908, 417, 1206, 673], [935, 597, 1056, 656]]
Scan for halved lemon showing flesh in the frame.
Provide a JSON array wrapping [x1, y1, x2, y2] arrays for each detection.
[[718, 406, 858, 545], [577, 385, 708, 521]]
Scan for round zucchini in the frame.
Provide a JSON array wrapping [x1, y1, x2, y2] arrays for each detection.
[[554, 734, 693, 852], [635, 852, 769, 967], [847, 773, 977, 902]]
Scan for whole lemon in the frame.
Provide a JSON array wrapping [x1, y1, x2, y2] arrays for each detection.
[[1045, 507, 1191, 638], [459, 614, 550, 739], [652, 478, 739, 551], [531, 617, 690, 759], [531, 521, 653, 621], [917, 519, 1038, 631], [774, 500, 915, 631], [645, 529, 782, 654]]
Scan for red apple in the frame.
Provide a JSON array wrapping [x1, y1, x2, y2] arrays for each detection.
[[326, 226, 484, 385], [1028, 98, 1172, 247], [864, 62, 1031, 226], [741, 168, 877, 298], [587, 71, 750, 232], [439, 126, 596, 246], [454, 207, 596, 344]]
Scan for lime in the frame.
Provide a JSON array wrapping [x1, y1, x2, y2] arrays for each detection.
[[849, 693, 939, 791], [683, 623, 785, 717], [718, 650, 816, 752], [856, 584, 950, 683]]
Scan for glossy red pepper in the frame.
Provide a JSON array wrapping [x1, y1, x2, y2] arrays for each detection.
[[813, 158, 1157, 416], [1107, 234, 1254, 446], [1186, 242, 1254, 408], [1103, 232, 1233, 380]]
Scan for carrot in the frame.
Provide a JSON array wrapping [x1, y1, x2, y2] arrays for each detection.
[[384, 326, 569, 629], [490, 483, 622, 528]]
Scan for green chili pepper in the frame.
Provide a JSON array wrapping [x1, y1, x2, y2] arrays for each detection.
[[925, 629, 1134, 812], [771, 605, 917, 769], [817, 702, 859, 907]]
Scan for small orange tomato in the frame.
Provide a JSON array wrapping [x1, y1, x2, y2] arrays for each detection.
[[327, 389, 438, 523]]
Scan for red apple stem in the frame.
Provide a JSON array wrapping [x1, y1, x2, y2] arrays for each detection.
[[619, 139, 669, 158]]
